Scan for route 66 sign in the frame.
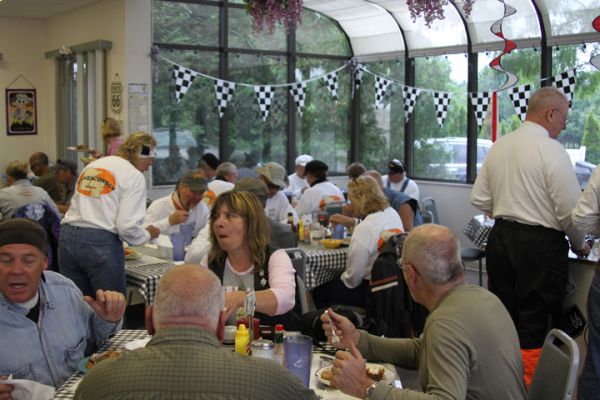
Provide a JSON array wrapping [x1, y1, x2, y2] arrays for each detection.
[[111, 74, 123, 113]]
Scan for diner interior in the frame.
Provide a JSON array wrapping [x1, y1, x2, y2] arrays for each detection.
[[1, 0, 600, 398]]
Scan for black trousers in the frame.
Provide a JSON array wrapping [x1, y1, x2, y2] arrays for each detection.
[[486, 218, 569, 349], [312, 279, 369, 309]]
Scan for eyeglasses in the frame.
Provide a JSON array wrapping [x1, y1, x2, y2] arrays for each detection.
[[553, 108, 570, 124]]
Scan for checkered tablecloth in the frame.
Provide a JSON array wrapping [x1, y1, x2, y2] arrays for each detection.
[[134, 244, 173, 260], [464, 215, 494, 249], [303, 247, 348, 290], [53, 330, 150, 399], [126, 261, 176, 304]]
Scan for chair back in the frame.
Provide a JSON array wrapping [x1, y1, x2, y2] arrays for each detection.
[[284, 247, 313, 314], [420, 210, 435, 224], [528, 328, 579, 400], [14, 203, 61, 271], [421, 197, 440, 224]]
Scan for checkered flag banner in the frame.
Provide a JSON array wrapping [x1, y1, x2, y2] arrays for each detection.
[[508, 84, 531, 121], [254, 85, 274, 121], [433, 91, 453, 128], [289, 82, 307, 117], [403, 86, 421, 122], [323, 72, 339, 102], [551, 69, 577, 107], [214, 79, 236, 118], [353, 64, 364, 97], [172, 64, 199, 104], [469, 91, 491, 129], [374, 76, 392, 110]]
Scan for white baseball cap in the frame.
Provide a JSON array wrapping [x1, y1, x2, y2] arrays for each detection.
[[295, 154, 313, 167]]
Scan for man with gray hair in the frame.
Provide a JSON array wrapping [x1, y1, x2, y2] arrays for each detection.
[[74, 265, 318, 400], [321, 224, 526, 400]]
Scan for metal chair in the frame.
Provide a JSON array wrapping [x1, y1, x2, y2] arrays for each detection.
[[528, 329, 580, 400], [421, 197, 440, 224], [284, 247, 315, 314], [460, 247, 485, 286], [420, 210, 435, 224]]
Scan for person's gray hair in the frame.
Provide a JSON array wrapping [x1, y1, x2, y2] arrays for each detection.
[[153, 265, 224, 329], [216, 162, 238, 177], [402, 224, 463, 285], [527, 87, 568, 114]]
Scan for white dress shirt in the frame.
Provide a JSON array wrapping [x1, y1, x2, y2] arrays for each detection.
[[286, 173, 308, 199], [471, 121, 585, 249], [144, 192, 209, 237], [573, 166, 600, 235]]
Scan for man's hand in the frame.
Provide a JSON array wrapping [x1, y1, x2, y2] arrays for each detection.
[[572, 242, 591, 259], [169, 210, 189, 226], [84, 290, 126, 323], [0, 376, 14, 400], [331, 343, 374, 399], [320, 308, 360, 349], [330, 214, 357, 229], [146, 225, 160, 239]]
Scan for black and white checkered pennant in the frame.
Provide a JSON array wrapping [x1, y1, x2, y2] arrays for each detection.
[[508, 84, 531, 122], [323, 72, 339, 101], [374, 76, 392, 110], [551, 68, 577, 108], [354, 65, 364, 92], [469, 92, 491, 129], [214, 79, 236, 118], [289, 82, 307, 116], [433, 91, 452, 128], [254, 85, 274, 121], [172, 64, 199, 104], [403, 86, 421, 122]]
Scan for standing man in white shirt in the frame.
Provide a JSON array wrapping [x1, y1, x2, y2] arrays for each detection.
[[471, 87, 589, 387], [294, 160, 344, 218], [144, 171, 210, 237], [59, 132, 160, 296], [286, 154, 313, 202], [256, 162, 298, 224], [382, 159, 419, 202]]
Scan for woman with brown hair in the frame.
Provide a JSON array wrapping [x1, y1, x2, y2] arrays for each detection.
[[59, 132, 160, 296], [313, 175, 403, 309], [200, 190, 298, 328], [89, 117, 123, 158]]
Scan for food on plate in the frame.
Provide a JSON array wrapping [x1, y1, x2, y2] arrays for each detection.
[[75, 144, 91, 151], [86, 349, 122, 369], [321, 239, 343, 249], [366, 365, 385, 381], [124, 247, 141, 260]]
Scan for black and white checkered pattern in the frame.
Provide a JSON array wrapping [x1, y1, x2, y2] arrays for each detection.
[[374, 76, 392, 110], [464, 215, 494, 249], [323, 71, 339, 101], [469, 91, 491, 129], [403, 86, 421, 122], [304, 247, 348, 291], [254, 85, 274, 121], [172, 64, 199, 104], [551, 68, 577, 107], [354, 64, 364, 92], [54, 330, 150, 399], [289, 82, 307, 116], [508, 84, 531, 122], [214, 79, 236, 118], [433, 91, 452, 128]]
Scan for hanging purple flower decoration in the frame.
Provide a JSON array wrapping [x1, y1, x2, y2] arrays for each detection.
[[245, 0, 304, 33], [407, 0, 476, 28]]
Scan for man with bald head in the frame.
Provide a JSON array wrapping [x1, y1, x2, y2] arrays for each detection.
[[75, 265, 317, 400], [472, 87, 589, 385], [321, 225, 526, 400]]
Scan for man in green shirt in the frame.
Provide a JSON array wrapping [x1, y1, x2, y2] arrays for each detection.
[[75, 265, 318, 400], [322, 224, 526, 400]]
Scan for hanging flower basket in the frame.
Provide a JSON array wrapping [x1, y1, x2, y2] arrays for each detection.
[[245, 0, 304, 33], [407, 0, 476, 28]]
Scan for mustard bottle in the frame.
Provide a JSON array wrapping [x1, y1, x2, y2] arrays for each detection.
[[235, 323, 250, 355]]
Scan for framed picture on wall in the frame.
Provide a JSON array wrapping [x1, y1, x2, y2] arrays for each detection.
[[6, 88, 37, 135]]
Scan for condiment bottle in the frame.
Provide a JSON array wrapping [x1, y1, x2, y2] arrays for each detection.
[[235, 323, 250, 355], [273, 324, 285, 367], [251, 339, 275, 360], [287, 212, 296, 233], [298, 220, 304, 243]]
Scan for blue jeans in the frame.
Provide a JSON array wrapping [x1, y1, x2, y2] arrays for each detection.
[[578, 270, 600, 400], [58, 224, 126, 296]]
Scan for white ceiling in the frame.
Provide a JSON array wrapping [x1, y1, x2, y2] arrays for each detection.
[[0, 0, 99, 19]]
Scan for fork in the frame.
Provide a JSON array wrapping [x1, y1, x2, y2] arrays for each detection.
[[324, 309, 340, 345]]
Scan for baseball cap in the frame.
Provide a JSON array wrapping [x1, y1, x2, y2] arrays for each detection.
[[388, 159, 405, 174], [295, 154, 313, 167], [179, 171, 208, 192], [256, 162, 289, 188], [0, 218, 47, 254], [234, 178, 268, 206]]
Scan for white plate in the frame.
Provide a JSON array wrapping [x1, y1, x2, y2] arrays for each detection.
[[66, 145, 93, 152], [316, 363, 395, 387]]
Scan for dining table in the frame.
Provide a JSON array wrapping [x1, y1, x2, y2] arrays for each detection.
[[53, 329, 400, 400], [299, 242, 349, 291]]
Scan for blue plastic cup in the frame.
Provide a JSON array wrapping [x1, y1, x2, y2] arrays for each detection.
[[169, 232, 185, 261], [284, 334, 312, 387], [333, 224, 346, 239], [180, 223, 194, 246]]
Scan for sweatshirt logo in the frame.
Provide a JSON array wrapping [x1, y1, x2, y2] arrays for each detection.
[[77, 168, 116, 198]]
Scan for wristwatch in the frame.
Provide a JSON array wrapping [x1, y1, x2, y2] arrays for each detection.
[[365, 382, 378, 399]]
